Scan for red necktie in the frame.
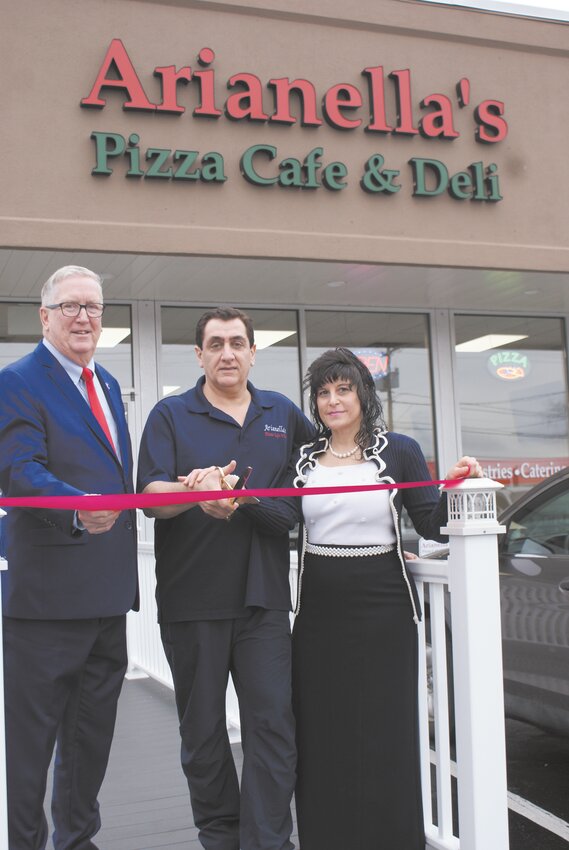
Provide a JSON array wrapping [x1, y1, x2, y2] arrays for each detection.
[[82, 367, 116, 453]]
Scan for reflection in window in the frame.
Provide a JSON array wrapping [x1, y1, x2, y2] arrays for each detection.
[[160, 307, 302, 406], [455, 315, 569, 499], [305, 310, 436, 465], [96, 305, 133, 388], [0, 302, 133, 389], [505, 485, 569, 556]]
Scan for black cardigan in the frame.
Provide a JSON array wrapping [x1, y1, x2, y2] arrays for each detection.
[[291, 430, 449, 621]]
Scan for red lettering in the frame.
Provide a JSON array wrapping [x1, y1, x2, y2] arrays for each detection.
[[80, 41, 508, 149], [225, 73, 269, 121], [268, 78, 323, 126], [475, 100, 508, 143], [362, 66, 393, 134], [154, 66, 191, 114], [192, 48, 222, 118], [419, 94, 459, 139], [390, 69, 419, 136], [80, 39, 156, 111], [322, 84, 362, 130], [456, 77, 470, 108]]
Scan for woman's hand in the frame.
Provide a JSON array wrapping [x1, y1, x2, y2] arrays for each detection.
[[445, 455, 483, 481]]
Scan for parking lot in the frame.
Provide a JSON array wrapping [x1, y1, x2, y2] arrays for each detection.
[[506, 717, 569, 850]]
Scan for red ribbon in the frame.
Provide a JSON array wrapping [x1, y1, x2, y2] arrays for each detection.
[[0, 473, 468, 511]]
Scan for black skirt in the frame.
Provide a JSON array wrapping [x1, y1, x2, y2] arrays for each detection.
[[292, 548, 424, 850]]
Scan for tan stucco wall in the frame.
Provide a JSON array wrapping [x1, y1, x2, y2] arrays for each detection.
[[2, 0, 568, 270]]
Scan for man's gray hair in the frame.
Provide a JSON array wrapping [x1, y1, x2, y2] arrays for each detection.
[[41, 266, 103, 305]]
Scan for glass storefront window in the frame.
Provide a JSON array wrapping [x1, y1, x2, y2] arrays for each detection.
[[95, 304, 133, 389], [305, 310, 436, 464], [160, 307, 302, 406], [455, 314, 569, 504], [0, 302, 133, 389]]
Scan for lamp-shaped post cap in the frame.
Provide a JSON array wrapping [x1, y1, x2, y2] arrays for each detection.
[[441, 477, 506, 536]]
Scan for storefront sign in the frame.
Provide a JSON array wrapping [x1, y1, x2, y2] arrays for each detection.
[[480, 458, 568, 486], [424, 458, 569, 488], [80, 40, 507, 202], [353, 348, 390, 379], [487, 350, 531, 380]]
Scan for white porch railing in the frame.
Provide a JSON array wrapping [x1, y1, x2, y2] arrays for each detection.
[[126, 541, 242, 740], [126, 543, 172, 688], [0, 480, 508, 849], [409, 477, 509, 850], [413, 552, 458, 850]]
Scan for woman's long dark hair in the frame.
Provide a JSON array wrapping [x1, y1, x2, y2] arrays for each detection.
[[304, 347, 386, 451]]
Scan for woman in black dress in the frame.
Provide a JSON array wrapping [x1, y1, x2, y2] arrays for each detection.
[[292, 348, 480, 850]]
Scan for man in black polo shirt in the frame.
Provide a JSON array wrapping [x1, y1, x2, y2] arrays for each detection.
[[137, 307, 313, 850]]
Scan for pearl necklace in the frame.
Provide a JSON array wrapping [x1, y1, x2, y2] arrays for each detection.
[[328, 440, 359, 459]]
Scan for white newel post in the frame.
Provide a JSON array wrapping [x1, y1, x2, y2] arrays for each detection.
[[442, 479, 508, 850], [0, 509, 8, 850]]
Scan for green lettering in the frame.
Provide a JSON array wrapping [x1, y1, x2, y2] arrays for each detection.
[[201, 152, 226, 183], [322, 161, 348, 190], [279, 157, 303, 187], [173, 150, 199, 180], [240, 144, 278, 186], [91, 131, 126, 176], [302, 147, 323, 189], [449, 171, 473, 200], [410, 158, 449, 196], [126, 133, 144, 178], [145, 148, 173, 179], [485, 163, 503, 202]]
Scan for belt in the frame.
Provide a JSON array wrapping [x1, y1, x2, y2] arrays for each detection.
[[305, 542, 396, 558]]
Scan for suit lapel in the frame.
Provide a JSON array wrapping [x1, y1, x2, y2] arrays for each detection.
[[37, 343, 90, 418], [96, 365, 130, 473], [36, 344, 122, 466]]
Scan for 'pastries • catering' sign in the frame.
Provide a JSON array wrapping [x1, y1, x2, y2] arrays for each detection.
[[80, 40, 507, 202]]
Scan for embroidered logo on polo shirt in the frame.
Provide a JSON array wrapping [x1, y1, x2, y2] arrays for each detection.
[[264, 424, 287, 438]]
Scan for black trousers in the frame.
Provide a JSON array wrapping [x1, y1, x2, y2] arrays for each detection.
[[3, 615, 127, 850], [161, 609, 296, 850]]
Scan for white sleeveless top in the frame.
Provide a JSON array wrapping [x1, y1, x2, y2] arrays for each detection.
[[301, 460, 397, 546]]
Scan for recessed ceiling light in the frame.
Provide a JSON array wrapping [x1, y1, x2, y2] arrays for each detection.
[[455, 334, 528, 353], [98, 327, 130, 348], [327, 280, 346, 288], [255, 330, 296, 350]]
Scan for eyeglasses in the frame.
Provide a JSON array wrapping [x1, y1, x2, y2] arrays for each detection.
[[45, 302, 105, 318]]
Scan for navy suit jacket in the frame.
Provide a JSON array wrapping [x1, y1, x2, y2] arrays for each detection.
[[0, 342, 138, 619]]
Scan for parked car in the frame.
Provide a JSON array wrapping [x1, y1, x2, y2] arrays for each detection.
[[497, 466, 569, 734], [424, 466, 569, 736]]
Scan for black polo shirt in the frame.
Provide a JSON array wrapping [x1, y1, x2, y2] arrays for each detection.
[[137, 378, 314, 622]]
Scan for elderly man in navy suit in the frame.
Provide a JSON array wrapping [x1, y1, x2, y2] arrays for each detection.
[[0, 266, 138, 850]]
